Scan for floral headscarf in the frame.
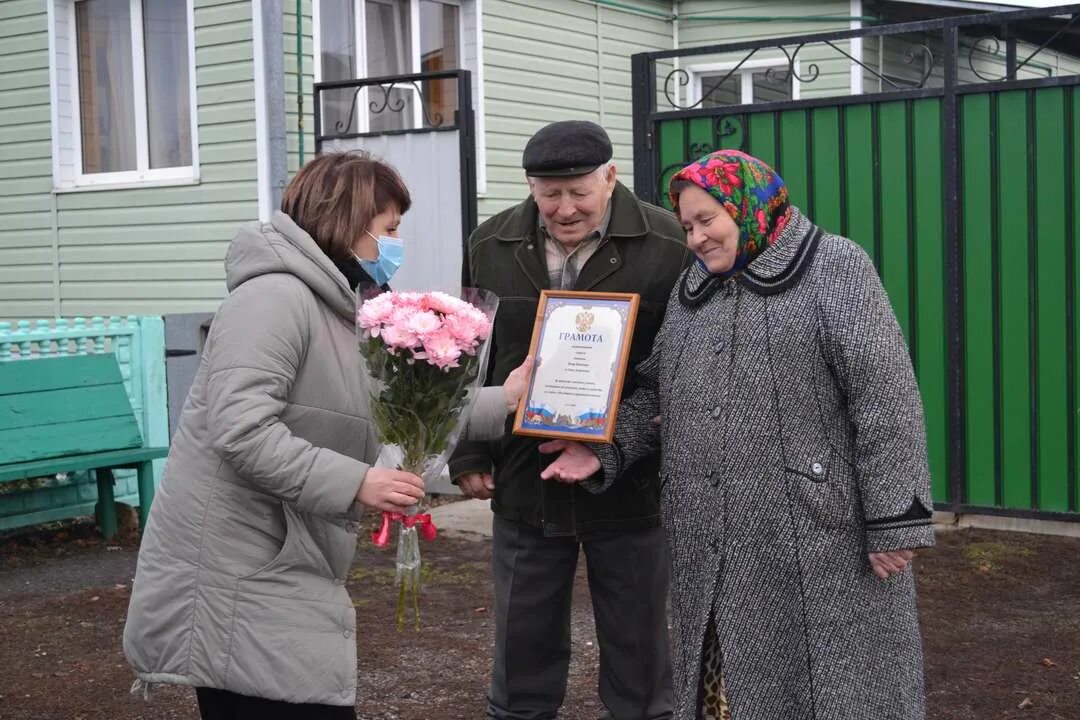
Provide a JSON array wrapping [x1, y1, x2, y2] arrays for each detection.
[[669, 149, 793, 278]]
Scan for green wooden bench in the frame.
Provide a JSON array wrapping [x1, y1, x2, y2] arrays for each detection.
[[0, 354, 169, 538]]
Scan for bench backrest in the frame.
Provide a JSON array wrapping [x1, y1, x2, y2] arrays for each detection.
[[0, 354, 144, 465]]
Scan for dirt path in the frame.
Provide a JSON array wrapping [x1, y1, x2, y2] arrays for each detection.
[[0, 519, 1077, 720]]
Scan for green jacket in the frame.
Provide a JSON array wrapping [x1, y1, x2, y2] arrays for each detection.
[[449, 182, 690, 535]]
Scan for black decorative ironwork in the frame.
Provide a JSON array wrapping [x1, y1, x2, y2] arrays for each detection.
[[715, 114, 746, 150], [968, 36, 1006, 82], [770, 43, 821, 85], [655, 7, 1080, 112], [968, 13, 1080, 83], [333, 79, 446, 133], [663, 47, 762, 111], [823, 39, 935, 90], [660, 37, 939, 111]]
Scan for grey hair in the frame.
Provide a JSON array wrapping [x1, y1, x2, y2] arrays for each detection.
[[594, 159, 616, 177]]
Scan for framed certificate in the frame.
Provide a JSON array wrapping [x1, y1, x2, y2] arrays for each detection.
[[512, 290, 640, 443]]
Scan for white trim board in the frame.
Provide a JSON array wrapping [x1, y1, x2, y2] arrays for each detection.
[[253, 0, 272, 221]]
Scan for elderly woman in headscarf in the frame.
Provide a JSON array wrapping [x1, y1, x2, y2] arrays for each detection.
[[539, 149, 935, 720]]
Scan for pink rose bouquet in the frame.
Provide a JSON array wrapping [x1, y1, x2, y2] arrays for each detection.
[[356, 288, 497, 629]]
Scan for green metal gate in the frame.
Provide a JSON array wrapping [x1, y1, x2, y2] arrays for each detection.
[[632, 5, 1080, 521]]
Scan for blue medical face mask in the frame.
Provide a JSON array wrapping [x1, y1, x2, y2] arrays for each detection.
[[356, 231, 403, 286]]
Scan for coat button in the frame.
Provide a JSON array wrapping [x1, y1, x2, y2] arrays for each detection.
[[714, 341, 724, 354], [811, 462, 824, 476], [609, 257, 617, 264], [343, 629, 353, 639], [709, 537, 721, 552], [711, 406, 722, 418]]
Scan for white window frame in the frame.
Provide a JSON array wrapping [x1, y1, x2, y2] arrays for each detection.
[[313, 0, 487, 192], [687, 57, 801, 107], [48, 0, 200, 192]]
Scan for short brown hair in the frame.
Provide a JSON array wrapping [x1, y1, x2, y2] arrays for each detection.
[[281, 151, 411, 261]]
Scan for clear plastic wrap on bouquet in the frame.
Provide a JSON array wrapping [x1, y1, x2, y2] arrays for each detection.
[[356, 287, 499, 629]]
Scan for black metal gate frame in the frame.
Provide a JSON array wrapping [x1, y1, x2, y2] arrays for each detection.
[[313, 69, 478, 285], [631, 4, 1080, 521]]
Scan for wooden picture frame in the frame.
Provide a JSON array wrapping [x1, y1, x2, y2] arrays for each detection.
[[512, 290, 640, 443]]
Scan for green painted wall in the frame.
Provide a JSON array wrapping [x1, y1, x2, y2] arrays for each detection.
[[0, 0, 55, 319], [55, 0, 259, 317], [0, 0, 260, 318], [478, 0, 672, 220]]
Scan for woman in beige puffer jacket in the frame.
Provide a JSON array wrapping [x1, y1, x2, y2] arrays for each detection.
[[123, 153, 526, 719]]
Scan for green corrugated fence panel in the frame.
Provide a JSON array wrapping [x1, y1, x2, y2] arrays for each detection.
[[687, 116, 713, 159], [960, 93, 997, 508], [779, 110, 809, 212], [878, 101, 912, 344], [747, 113, 777, 173], [842, 104, 876, 262], [809, 107, 842, 236], [1073, 87, 1080, 515], [1033, 87, 1071, 512], [657, 119, 687, 212], [996, 90, 1033, 510], [911, 98, 949, 504], [0, 316, 167, 530], [651, 85, 1080, 517]]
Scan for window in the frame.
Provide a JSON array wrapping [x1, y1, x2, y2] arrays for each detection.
[[317, 0, 465, 133], [689, 59, 799, 108], [315, 0, 486, 189], [51, 0, 198, 189]]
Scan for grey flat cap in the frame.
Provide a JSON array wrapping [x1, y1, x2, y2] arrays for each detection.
[[522, 120, 613, 177]]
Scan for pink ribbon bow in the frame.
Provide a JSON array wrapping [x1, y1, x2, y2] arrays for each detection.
[[371, 510, 438, 547]]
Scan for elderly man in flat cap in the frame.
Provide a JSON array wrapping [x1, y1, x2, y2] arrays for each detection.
[[450, 120, 689, 720]]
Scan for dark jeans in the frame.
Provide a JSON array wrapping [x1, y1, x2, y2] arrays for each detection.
[[196, 687, 357, 720], [487, 516, 674, 720]]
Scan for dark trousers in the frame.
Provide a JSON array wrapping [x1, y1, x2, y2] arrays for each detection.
[[196, 687, 357, 720], [487, 516, 674, 720]]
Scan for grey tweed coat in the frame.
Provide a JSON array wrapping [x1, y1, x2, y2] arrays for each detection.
[[588, 208, 935, 720]]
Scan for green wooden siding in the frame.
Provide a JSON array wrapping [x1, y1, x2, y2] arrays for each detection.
[[478, 0, 671, 220], [0, 0, 54, 319], [0, 0, 260, 318], [55, 0, 259, 317]]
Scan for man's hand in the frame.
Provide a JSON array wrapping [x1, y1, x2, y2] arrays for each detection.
[[538, 440, 602, 483], [502, 356, 534, 413], [868, 549, 915, 579], [357, 468, 425, 513], [457, 472, 495, 499]]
